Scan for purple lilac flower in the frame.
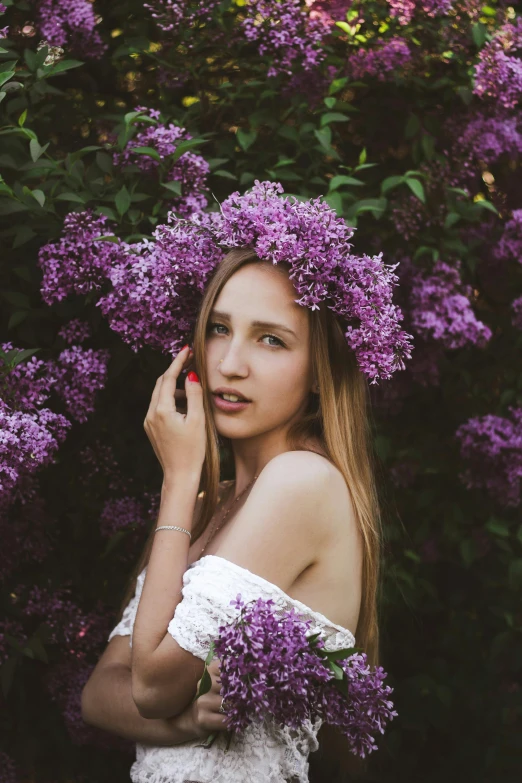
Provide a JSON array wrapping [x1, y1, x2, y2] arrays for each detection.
[[474, 17, 522, 109], [1, 341, 56, 410], [144, 0, 221, 34], [21, 583, 111, 656], [241, 0, 330, 77], [58, 318, 92, 345], [212, 595, 397, 758], [512, 296, 522, 330], [97, 214, 225, 355], [306, 0, 353, 26], [386, 0, 453, 25], [35, 0, 107, 58], [38, 211, 119, 305], [409, 260, 492, 349], [455, 407, 522, 507], [113, 107, 209, 216], [493, 209, 522, 265], [100, 496, 151, 538], [51, 346, 110, 424], [0, 399, 71, 499], [347, 36, 411, 82]]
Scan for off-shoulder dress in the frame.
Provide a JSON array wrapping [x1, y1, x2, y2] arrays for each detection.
[[108, 554, 356, 783]]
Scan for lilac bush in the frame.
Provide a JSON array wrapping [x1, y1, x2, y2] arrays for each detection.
[[473, 17, 522, 109], [35, 0, 107, 58], [347, 36, 412, 82], [38, 212, 118, 305], [409, 260, 492, 350], [113, 107, 210, 217], [455, 408, 522, 507]]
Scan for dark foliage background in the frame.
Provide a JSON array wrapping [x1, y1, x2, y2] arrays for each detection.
[[0, 0, 520, 781]]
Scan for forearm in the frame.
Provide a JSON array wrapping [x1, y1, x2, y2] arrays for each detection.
[[82, 663, 201, 746], [131, 475, 200, 688]]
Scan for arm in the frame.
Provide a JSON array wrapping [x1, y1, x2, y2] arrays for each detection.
[[81, 656, 202, 746], [130, 347, 208, 718]]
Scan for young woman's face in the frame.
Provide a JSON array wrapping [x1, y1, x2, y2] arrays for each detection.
[[205, 262, 315, 441]]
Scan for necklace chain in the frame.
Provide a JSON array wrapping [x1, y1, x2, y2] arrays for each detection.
[[200, 475, 258, 555]]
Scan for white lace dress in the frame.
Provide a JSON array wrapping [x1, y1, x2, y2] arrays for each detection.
[[108, 554, 356, 783]]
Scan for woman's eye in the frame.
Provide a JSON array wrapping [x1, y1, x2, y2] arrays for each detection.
[[262, 334, 284, 348], [208, 322, 228, 335]]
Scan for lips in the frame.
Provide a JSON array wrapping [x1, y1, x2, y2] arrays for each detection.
[[213, 388, 251, 402], [212, 393, 252, 413]]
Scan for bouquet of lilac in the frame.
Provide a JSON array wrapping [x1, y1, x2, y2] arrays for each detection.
[[193, 595, 397, 758]]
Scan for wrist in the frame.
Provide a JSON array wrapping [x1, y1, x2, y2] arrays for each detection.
[[161, 472, 201, 497]]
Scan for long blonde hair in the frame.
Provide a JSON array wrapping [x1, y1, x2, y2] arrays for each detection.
[[116, 246, 383, 775]]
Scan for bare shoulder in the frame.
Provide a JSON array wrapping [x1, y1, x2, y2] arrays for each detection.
[[214, 450, 354, 592]]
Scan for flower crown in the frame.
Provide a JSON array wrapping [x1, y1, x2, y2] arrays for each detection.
[[99, 180, 413, 383]]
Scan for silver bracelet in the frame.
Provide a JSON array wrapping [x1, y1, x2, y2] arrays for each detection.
[[155, 525, 192, 540]]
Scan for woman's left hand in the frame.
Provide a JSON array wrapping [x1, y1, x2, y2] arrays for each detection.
[[190, 658, 229, 737], [143, 345, 206, 486]]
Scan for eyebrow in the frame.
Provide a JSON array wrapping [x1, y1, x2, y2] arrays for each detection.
[[210, 310, 298, 339]]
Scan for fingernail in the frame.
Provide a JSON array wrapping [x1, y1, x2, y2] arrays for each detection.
[[187, 371, 199, 383], [182, 344, 190, 351]]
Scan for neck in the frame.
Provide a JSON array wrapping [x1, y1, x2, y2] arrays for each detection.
[[229, 429, 292, 496]]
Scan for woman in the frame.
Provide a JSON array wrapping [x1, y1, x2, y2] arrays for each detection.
[[81, 183, 411, 782]]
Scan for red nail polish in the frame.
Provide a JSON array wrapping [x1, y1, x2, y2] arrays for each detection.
[[187, 371, 199, 383], [182, 344, 190, 351]]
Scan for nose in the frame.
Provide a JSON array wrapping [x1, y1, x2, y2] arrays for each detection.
[[218, 340, 249, 378]]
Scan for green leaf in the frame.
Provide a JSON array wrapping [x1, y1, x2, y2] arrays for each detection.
[[313, 127, 332, 151], [69, 145, 102, 164], [472, 22, 487, 48], [474, 199, 498, 215], [168, 138, 207, 163], [8, 311, 28, 330], [328, 77, 348, 95], [237, 128, 257, 151], [93, 235, 120, 244], [55, 192, 86, 203], [30, 189, 45, 207], [329, 175, 364, 191], [18, 109, 27, 127], [129, 145, 162, 162], [11, 348, 40, 366], [96, 151, 113, 173], [115, 185, 131, 216], [323, 97, 336, 109], [0, 200, 28, 215], [324, 192, 343, 215], [320, 112, 349, 127], [405, 113, 420, 139], [381, 175, 405, 194], [485, 518, 509, 538], [207, 157, 229, 170], [29, 139, 49, 162], [359, 147, 367, 165], [44, 59, 84, 77], [328, 660, 344, 680], [212, 169, 238, 180], [405, 178, 425, 203], [444, 212, 461, 230], [161, 180, 182, 196]]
